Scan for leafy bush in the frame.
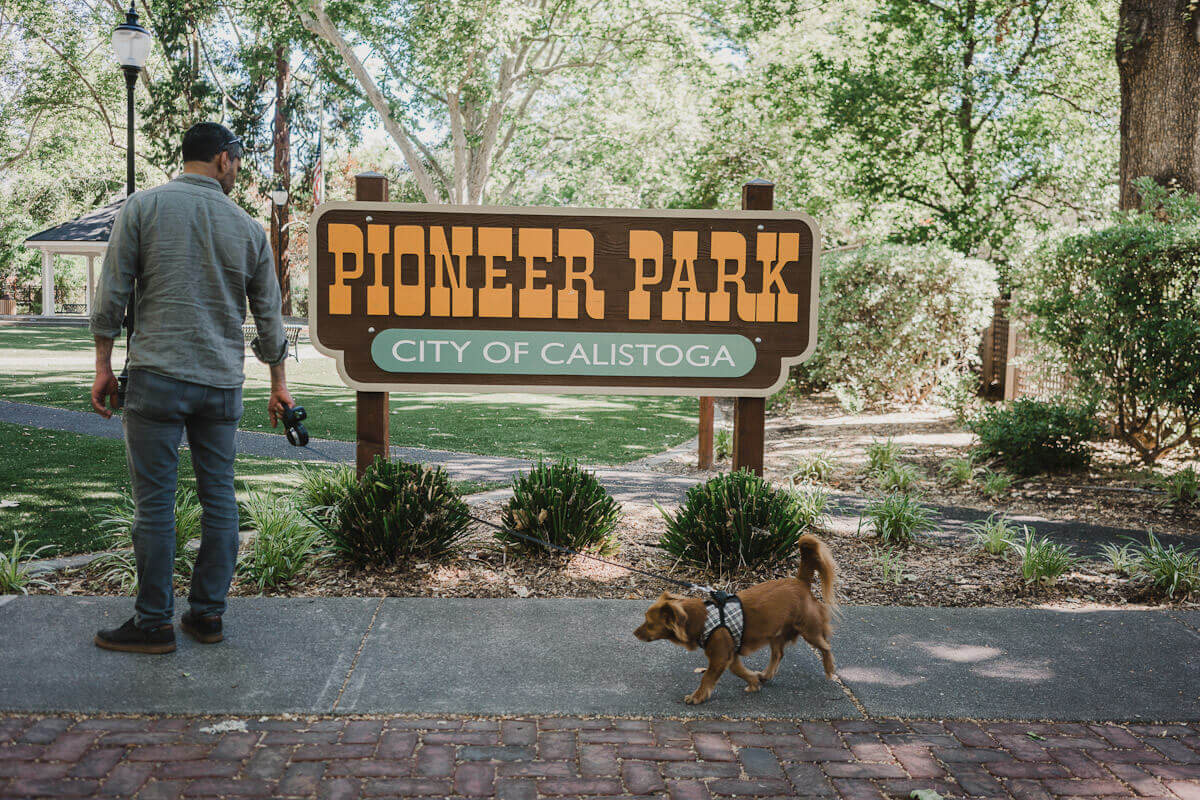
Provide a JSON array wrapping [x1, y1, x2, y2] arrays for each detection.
[[978, 469, 1012, 500], [94, 487, 203, 592], [861, 493, 937, 545], [1010, 530, 1077, 586], [968, 398, 1098, 475], [0, 532, 52, 594], [498, 460, 622, 555], [238, 492, 324, 591], [1017, 183, 1200, 463], [796, 242, 997, 405], [295, 464, 359, 525], [940, 457, 975, 487], [965, 514, 1020, 556], [1155, 466, 1199, 507], [866, 438, 900, 474], [315, 457, 472, 565], [657, 470, 814, 572], [1131, 533, 1200, 599], [791, 452, 837, 484], [714, 429, 732, 461], [878, 463, 921, 493], [786, 485, 831, 529]]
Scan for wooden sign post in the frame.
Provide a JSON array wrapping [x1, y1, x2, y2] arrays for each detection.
[[308, 185, 820, 478], [354, 172, 390, 475], [733, 180, 774, 476]]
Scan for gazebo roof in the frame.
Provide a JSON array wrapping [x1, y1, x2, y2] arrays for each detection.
[[24, 199, 125, 246]]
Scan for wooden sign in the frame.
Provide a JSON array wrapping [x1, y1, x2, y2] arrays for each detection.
[[309, 203, 820, 396]]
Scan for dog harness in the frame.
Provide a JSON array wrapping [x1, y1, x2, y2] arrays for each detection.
[[701, 591, 744, 652]]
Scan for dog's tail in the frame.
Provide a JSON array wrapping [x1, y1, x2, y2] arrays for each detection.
[[797, 534, 837, 608]]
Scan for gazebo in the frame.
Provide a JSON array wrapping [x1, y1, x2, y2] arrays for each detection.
[[21, 199, 125, 317]]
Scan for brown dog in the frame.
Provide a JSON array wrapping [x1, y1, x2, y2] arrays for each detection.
[[633, 534, 837, 705]]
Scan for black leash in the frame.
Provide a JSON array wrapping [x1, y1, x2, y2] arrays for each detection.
[[462, 510, 719, 597]]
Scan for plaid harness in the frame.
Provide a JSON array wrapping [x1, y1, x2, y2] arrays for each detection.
[[701, 593, 744, 652]]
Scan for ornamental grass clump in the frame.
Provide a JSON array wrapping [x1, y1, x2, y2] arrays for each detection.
[[498, 460, 622, 555], [1010, 529, 1077, 586], [866, 438, 900, 474], [940, 457, 975, 487], [861, 493, 938, 546], [1131, 532, 1200, 599], [965, 513, 1021, 556], [657, 470, 813, 573], [878, 463, 922, 493], [238, 492, 324, 591], [0, 532, 53, 595], [1155, 466, 1199, 507], [295, 463, 360, 525], [316, 457, 471, 565], [790, 452, 837, 484], [94, 486, 203, 593]]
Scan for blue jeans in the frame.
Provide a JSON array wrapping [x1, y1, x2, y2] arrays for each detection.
[[122, 368, 242, 629]]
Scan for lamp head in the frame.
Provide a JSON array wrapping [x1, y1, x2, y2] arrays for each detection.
[[112, 2, 151, 70]]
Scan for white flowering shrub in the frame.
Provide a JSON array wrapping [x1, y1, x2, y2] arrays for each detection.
[[798, 242, 997, 407]]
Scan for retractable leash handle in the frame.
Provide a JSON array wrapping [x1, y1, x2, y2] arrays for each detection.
[[281, 403, 309, 447]]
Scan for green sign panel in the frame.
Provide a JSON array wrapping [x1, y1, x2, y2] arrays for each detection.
[[370, 329, 757, 378]]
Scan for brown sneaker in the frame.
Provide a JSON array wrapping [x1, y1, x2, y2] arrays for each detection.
[[94, 617, 176, 654], [180, 611, 223, 644]]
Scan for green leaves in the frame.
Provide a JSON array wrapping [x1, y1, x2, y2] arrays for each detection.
[[498, 460, 622, 556]]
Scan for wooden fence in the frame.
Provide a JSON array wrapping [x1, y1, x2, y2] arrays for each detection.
[[979, 298, 1074, 402]]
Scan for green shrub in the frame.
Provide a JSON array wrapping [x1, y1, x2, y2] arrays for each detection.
[[1017, 182, 1200, 464], [1131, 532, 1200, 599], [878, 463, 921, 493], [238, 492, 324, 591], [968, 398, 1098, 475], [0, 532, 52, 594], [866, 438, 900, 474], [1099, 541, 1142, 577], [791, 452, 837, 484], [796, 242, 997, 405], [657, 470, 813, 572], [94, 487, 203, 592], [1010, 530, 1077, 586], [940, 457, 975, 487], [714, 429, 732, 460], [499, 460, 622, 555], [315, 457, 472, 565], [965, 514, 1020, 556], [1155, 466, 1200, 507], [861, 493, 937, 546], [978, 469, 1012, 500], [295, 464, 359, 525]]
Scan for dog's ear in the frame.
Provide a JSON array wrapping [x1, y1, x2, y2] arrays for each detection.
[[662, 598, 690, 644]]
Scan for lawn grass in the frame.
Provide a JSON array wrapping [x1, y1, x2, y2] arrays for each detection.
[[0, 325, 698, 464], [0, 421, 504, 556]]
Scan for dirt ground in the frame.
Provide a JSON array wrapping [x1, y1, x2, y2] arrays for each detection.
[[30, 392, 1200, 609]]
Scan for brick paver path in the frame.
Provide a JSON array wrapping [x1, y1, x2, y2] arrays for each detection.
[[2, 714, 1199, 799]]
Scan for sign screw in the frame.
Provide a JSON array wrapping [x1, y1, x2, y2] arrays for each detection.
[[757, 224, 765, 230], [755, 337, 762, 343], [365, 215, 373, 222], [368, 327, 375, 333]]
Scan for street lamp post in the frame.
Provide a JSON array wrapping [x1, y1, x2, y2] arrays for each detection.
[[111, 1, 150, 406]]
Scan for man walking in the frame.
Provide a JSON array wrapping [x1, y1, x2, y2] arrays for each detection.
[[89, 122, 292, 653]]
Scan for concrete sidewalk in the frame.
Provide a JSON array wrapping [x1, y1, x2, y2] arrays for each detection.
[[0, 596, 1196, 722]]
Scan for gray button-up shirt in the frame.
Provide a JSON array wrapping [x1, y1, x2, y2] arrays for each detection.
[[90, 173, 288, 388]]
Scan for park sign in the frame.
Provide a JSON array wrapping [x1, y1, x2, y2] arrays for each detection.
[[308, 203, 820, 396]]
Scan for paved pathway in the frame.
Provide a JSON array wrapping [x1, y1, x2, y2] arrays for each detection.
[[3, 399, 1193, 555], [3, 713, 1199, 800]]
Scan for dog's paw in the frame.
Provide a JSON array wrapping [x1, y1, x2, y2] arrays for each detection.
[[693, 667, 707, 674], [743, 682, 761, 693], [753, 670, 769, 682], [684, 691, 709, 705]]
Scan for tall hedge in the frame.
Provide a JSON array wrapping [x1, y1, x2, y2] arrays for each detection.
[[798, 242, 997, 406], [1017, 197, 1200, 463]]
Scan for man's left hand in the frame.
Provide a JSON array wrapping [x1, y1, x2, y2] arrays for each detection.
[[268, 385, 294, 428]]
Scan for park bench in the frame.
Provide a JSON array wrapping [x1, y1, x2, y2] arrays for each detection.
[[242, 321, 303, 362]]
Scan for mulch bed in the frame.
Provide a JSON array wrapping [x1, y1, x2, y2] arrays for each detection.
[[32, 502, 1198, 610]]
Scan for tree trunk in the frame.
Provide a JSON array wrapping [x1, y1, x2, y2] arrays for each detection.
[[1117, 0, 1200, 210], [272, 43, 292, 316]]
